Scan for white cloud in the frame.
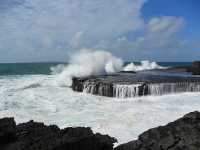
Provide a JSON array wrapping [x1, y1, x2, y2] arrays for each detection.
[[0, 0, 147, 62], [136, 16, 185, 49], [107, 16, 186, 60], [0, 0, 198, 62], [148, 16, 184, 34]]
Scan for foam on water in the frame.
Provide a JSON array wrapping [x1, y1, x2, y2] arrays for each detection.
[[1, 74, 200, 146], [124, 60, 165, 72]]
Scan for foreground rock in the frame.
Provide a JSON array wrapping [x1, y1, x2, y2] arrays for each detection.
[[0, 118, 116, 150], [115, 111, 200, 150], [1, 111, 200, 150]]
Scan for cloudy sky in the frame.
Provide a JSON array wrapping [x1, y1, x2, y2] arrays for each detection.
[[0, 0, 199, 63]]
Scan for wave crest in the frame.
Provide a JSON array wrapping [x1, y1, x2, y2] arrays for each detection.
[[53, 49, 123, 86], [124, 60, 165, 72]]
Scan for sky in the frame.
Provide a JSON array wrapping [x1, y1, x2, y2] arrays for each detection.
[[0, 0, 199, 63]]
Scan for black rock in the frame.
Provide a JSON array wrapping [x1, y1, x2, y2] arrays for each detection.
[[72, 71, 200, 98], [192, 61, 200, 75], [114, 111, 200, 150], [0, 118, 116, 150], [0, 118, 17, 145]]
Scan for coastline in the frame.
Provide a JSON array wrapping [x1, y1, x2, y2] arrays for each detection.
[[1, 111, 200, 150]]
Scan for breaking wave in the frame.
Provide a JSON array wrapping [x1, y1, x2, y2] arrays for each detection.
[[123, 60, 165, 72], [51, 49, 165, 87], [51, 49, 123, 86]]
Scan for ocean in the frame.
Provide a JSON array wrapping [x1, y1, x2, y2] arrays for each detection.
[[0, 62, 192, 75], [1, 61, 200, 145]]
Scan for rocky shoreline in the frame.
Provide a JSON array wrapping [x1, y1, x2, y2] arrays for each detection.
[[72, 62, 200, 98], [1, 111, 200, 150]]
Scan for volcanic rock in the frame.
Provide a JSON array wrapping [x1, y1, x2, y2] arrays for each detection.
[[114, 111, 200, 150], [0, 118, 17, 145], [0, 118, 116, 150]]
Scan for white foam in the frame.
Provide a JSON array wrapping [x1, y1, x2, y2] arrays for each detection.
[[51, 50, 166, 88], [124, 60, 165, 72], [1, 74, 200, 146], [52, 49, 123, 86]]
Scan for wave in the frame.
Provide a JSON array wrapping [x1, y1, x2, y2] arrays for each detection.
[[21, 83, 42, 90], [1, 73, 200, 145], [51, 49, 165, 87], [123, 60, 165, 72], [52, 49, 123, 86]]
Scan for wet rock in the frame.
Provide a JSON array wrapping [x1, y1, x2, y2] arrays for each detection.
[[0, 118, 116, 150], [160, 66, 191, 73], [192, 61, 200, 75], [114, 111, 200, 150], [1, 111, 200, 150], [72, 71, 200, 98]]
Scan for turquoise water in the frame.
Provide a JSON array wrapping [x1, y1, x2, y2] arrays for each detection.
[[0, 62, 66, 75], [0, 62, 192, 75]]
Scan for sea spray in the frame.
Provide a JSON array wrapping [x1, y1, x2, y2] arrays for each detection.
[[52, 49, 123, 86], [123, 60, 164, 72], [51, 50, 166, 87]]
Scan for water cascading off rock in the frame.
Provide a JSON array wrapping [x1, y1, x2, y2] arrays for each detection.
[[72, 71, 200, 98]]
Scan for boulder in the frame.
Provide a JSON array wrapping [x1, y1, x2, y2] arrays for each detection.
[[114, 111, 200, 150], [0, 118, 116, 150]]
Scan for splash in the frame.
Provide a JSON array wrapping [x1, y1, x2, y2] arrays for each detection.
[[52, 49, 123, 86], [124, 60, 164, 72], [51, 50, 167, 87]]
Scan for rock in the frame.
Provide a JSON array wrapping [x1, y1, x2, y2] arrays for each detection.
[[0, 118, 17, 145], [160, 66, 191, 73], [192, 61, 200, 75], [1, 111, 200, 150], [114, 111, 200, 150], [0, 118, 116, 150], [192, 61, 200, 68], [72, 71, 200, 98]]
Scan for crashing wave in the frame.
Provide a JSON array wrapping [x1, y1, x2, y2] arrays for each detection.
[[51, 50, 166, 87], [123, 60, 165, 72]]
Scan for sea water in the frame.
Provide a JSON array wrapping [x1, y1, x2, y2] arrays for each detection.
[[0, 62, 200, 145]]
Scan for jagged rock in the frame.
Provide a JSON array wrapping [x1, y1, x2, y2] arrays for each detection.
[[0, 118, 17, 145], [0, 118, 116, 150], [114, 111, 200, 150], [2, 111, 200, 150]]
